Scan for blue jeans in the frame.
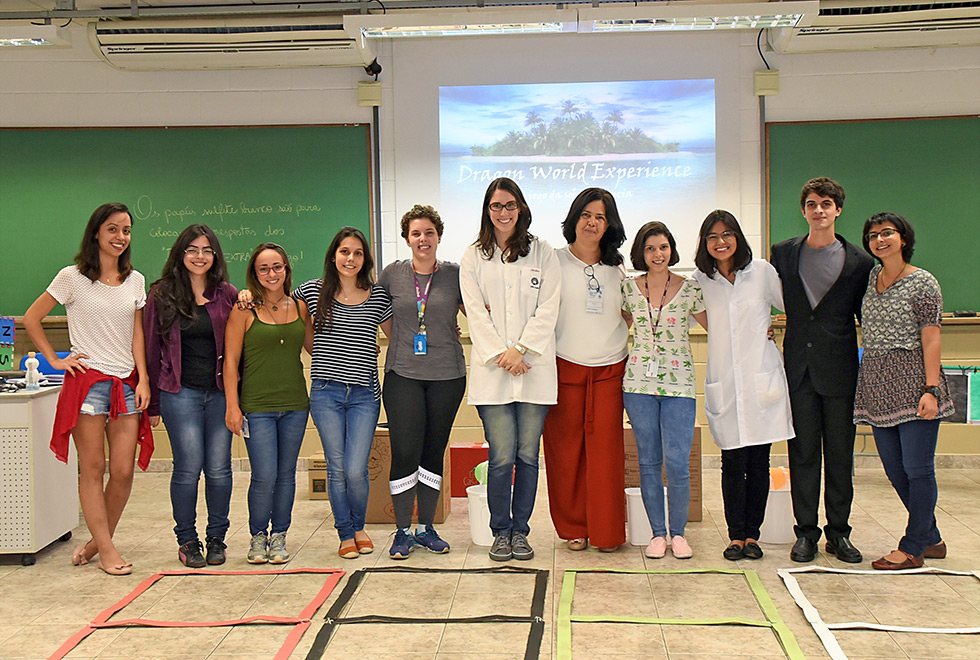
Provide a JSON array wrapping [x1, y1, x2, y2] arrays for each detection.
[[477, 402, 550, 536], [243, 409, 309, 536], [873, 419, 942, 557], [160, 387, 233, 545], [623, 392, 695, 538], [309, 379, 380, 541]]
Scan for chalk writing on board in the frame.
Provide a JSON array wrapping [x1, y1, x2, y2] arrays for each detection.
[[134, 196, 325, 224]]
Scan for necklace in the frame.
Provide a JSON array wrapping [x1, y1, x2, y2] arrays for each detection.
[[878, 263, 908, 292], [268, 295, 290, 312]]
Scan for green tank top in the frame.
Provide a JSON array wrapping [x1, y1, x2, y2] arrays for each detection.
[[240, 313, 309, 413]]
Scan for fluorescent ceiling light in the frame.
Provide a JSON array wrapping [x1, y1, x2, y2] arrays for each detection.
[[344, 9, 578, 39], [0, 24, 71, 47], [580, 2, 818, 33]]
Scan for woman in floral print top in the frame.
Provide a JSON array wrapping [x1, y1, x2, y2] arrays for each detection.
[[621, 222, 706, 560]]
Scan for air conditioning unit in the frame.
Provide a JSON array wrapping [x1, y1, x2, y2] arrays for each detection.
[[768, 0, 980, 53], [88, 16, 376, 70]]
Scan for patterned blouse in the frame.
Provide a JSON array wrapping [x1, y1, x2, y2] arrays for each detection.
[[621, 275, 704, 399], [853, 266, 954, 427]]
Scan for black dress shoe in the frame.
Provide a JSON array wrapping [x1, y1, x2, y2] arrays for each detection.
[[825, 537, 863, 563], [723, 542, 745, 561], [742, 541, 764, 560], [790, 537, 817, 563]]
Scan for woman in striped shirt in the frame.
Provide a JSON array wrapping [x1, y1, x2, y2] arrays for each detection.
[[294, 227, 393, 559]]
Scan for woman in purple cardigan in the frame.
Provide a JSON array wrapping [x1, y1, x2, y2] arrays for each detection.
[[144, 224, 238, 568]]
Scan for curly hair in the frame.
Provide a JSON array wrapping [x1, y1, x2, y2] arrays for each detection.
[[400, 204, 444, 239]]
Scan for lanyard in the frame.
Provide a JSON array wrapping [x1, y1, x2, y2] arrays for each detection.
[[413, 261, 438, 333], [646, 273, 671, 345]]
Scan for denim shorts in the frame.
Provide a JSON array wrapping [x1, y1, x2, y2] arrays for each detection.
[[80, 380, 138, 416]]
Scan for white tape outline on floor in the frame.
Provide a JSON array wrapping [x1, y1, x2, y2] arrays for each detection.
[[778, 565, 980, 660]]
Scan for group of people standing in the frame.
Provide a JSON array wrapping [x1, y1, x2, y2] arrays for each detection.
[[24, 174, 953, 575]]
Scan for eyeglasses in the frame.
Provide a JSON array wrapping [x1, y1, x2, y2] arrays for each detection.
[[256, 264, 285, 275], [488, 201, 519, 212], [584, 264, 601, 293], [867, 228, 899, 242], [706, 231, 735, 244], [185, 247, 215, 257]]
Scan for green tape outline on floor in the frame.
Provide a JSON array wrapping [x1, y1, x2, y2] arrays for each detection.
[[556, 568, 805, 660]]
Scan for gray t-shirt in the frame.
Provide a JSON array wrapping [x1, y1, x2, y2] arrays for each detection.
[[378, 260, 466, 381], [799, 238, 845, 309]]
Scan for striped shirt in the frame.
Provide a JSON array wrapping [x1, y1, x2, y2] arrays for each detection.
[[293, 279, 392, 400]]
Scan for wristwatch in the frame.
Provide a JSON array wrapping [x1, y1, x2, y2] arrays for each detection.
[[922, 385, 942, 399], [514, 343, 527, 355]]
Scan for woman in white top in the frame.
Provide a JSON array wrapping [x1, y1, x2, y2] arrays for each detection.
[[543, 188, 629, 553], [23, 203, 149, 576], [460, 177, 560, 563], [693, 210, 793, 561]]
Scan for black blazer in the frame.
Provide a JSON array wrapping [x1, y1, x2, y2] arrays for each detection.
[[771, 235, 874, 397]]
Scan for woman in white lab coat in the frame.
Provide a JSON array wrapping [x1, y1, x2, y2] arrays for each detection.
[[459, 177, 561, 563], [693, 210, 793, 561]]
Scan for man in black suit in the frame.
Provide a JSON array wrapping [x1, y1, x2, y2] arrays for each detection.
[[771, 177, 874, 563]]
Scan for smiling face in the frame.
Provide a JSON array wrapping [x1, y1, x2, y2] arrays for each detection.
[[96, 211, 132, 260], [406, 217, 440, 263], [802, 192, 842, 233], [488, 189, 519, 243], [182, 235, 214, 278], [866, 221, 905, 262], [574, 200, 607, 247], [705, 220, 737, 266], [643, 233, 672, 274], [253, 248, 287, 297], [334, 236, 365, 280]]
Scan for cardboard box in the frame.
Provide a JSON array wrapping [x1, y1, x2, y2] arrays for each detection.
[[308, 452, 328, 500], [366, 427, 451, 524], [450, 443, 489, 497], [624, 424, 702, 522]]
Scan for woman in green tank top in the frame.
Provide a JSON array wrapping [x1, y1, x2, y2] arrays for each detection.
[[224, 243, 310, 565]]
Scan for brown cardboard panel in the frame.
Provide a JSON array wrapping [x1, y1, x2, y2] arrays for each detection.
[[366, 428, 451, 524]]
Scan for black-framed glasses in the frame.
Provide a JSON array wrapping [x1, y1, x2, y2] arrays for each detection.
[[184, 247, 216, 257], [867, 228, 899, 242], [584, 265, 601, 293], [488, 201, 519, 212]]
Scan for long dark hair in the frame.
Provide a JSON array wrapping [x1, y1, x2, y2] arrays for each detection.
[[314, 226, 375, 333], [694, 210, 753, 276], [475, 177, 534, 263], [75, 203, 133, 282], [245, 243, 293, 308], [149, 224, 229, 334], [561, 188, 626, 267]]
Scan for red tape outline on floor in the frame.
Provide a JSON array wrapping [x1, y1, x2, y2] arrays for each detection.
[[47, 568, 345, 660]]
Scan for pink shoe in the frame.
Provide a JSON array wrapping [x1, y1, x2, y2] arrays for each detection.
[[645, 536, 668, 559], [671, 536, 693, 559]]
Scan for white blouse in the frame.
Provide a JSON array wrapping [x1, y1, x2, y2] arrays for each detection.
[[693, 259, 793, 450], [459, 238, 561, 406]]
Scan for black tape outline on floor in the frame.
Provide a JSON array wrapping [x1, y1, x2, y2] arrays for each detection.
[[305, 565, 549, 660]]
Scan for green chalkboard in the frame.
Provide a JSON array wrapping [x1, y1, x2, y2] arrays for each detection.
[[767, 116, 980, 312], [0, 125, 371, 316]]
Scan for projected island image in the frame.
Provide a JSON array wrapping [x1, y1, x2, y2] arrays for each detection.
[[438, 79, 715, 265]]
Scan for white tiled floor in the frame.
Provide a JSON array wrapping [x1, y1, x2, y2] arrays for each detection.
[[3, 463, 980, 659]]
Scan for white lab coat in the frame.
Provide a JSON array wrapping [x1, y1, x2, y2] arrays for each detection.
[[459, 238, 561, 406], [693, 259, 794, 450]]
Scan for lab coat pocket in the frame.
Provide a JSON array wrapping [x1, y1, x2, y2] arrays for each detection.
[[704, 380, 733, 416], [520, 267, 542, 300], [754, 368, 787, 408]]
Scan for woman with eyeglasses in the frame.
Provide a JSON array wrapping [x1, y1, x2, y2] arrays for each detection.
[[693, 210, 793, 561], [294, 227, 393, 560], [460, 177, 561, 562], [144, 224, 238, 567], [621, 221, 707, 560], [853, 213, 953, 570], [378, 205, 466, 559], [224, 243, 310, 564], [542, 188, 629, 554]]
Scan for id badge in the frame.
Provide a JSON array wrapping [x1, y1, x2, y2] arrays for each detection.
[[414, 333, 427, 355], [586, 287, 603, 314], [241, 416, 250, 439], [645, 355, 665, 380]]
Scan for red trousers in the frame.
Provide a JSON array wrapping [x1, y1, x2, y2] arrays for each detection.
[[543, 357, 626, 547]]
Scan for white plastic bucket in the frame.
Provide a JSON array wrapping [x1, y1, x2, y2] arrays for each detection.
[[759, 467, 795, 544], [466, 484, 494, 546], [625, 487, 654, 546]]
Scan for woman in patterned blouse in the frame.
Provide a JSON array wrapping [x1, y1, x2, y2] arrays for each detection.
[[854, 212, 954, 570], [621, 222, 706, 559]]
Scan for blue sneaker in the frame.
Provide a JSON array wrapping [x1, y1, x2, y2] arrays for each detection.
[[414, 525, 450, 554], [389, 529, 415, 560]]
